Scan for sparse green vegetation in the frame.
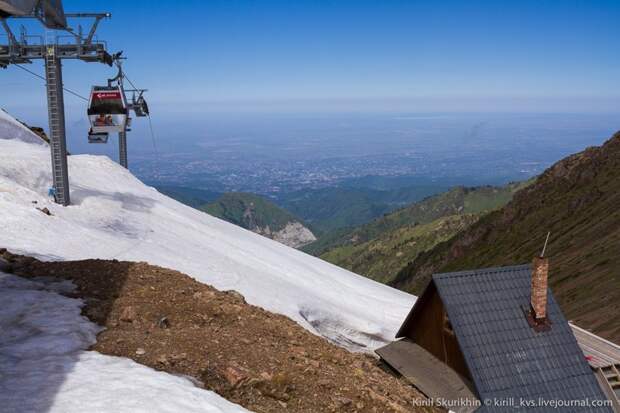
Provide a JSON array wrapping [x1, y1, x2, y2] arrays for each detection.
[[277, 185, 450, 234], [320, 214, 479, 283], [202, 192, 303, 233], [307, 182, 526, 283], [392, 132, 620, 342], [304, 182, 526, 255]]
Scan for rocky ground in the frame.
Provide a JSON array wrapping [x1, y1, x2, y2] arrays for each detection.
[[270, 221, 317, 249], [1, 250, 435, 413]]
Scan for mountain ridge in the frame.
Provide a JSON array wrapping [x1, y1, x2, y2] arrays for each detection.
[[303, 183, 526, 257], [202, 192, 316, 248], [392, 131, 620, 342]]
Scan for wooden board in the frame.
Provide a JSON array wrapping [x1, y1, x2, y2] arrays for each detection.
[[571, 323, 620, 369], [595, 369, 620, 413], [376, 339, 478, 413]]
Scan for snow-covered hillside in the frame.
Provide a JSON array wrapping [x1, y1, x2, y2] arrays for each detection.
[[0, 271, 250, 413], [0, 109, 418, 412], [0, 109, 416, 351]]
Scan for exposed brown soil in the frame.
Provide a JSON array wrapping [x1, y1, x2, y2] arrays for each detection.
[[2, 250, 435, 413]]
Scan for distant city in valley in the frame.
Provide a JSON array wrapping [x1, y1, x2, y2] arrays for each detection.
[[69, 112, 618, 196]]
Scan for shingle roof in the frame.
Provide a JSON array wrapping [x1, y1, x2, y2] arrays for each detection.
[[432, 264, 613, 413]]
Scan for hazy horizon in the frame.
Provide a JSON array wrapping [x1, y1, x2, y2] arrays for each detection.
[[2, 0, 620, 129], [2, 0, 619, 196]]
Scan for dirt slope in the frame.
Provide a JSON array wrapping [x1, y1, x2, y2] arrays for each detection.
[[2, 251, 433, 413], [392, 132, 620, 343]]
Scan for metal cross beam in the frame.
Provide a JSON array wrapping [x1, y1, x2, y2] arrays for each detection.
[[0, 42, 110, 65], [0, 13, 112, 205]]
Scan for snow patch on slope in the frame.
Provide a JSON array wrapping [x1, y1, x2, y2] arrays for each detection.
[[0, 272, 249, 413], [0, 112, 415, 351], [0, 109, 46, 146]]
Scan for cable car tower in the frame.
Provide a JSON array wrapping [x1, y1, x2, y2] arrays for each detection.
[[0, 0, 114, 206]]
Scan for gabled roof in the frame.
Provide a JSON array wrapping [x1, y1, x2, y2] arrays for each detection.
[[400, 264, 613, 412]]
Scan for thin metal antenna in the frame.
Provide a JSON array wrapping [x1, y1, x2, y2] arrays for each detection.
[[540, 232, 551, 258]]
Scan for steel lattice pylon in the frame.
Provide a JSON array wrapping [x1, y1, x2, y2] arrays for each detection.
[[0, 12, 113, 205], [44, 45, 71, 205]]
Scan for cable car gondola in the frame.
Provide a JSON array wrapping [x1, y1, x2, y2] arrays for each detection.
[[132, 91, 149, 117], [84, 54, 152, 170], [87, 85, 129, 135]]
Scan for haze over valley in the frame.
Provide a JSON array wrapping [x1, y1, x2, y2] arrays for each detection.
[[118, 112, 618, 197]]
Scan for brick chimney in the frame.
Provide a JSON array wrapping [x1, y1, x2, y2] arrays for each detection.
[[531, 256, 549, 321]]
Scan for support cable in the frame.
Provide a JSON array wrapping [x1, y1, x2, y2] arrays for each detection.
[[147, 114, 159, 158], [124, 70, 160, 158], [123, 72, 139, 91], [13, 63, 89, 101]]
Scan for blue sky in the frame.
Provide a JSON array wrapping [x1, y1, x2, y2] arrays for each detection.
[[1, 0, 620, 117]]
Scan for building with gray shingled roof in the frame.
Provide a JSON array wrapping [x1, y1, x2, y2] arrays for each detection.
[[376, 262, 615, 412]]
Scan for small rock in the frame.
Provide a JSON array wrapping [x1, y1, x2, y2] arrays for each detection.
[[222, 366, 247, 388], [36, 207, 52, 216], [135, 348, 146, 355], [120, 306, 137, 323], [156, 355, 169, 365], [333, 396, 353, 409], [318, 379, 331, 388], [223, 290, 246, 303], [172, 352, 187, 362], [157, 316, 170, 329]]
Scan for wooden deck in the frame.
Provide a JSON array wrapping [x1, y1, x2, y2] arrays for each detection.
[[571, 323, 620, 369], [570, 323, 620, 412], [375, 339, 478, 413]]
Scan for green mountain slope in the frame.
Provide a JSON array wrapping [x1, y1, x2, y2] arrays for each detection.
[[304, 183, 526, 257], [320, 214, 479, 284], [203, 193, 316, 248], [277, 185, 450, 233], [392, 132, 620, 342]]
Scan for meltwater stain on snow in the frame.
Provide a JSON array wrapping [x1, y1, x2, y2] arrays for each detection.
[[0, 272, 249, 413], [298, 306, 390, 352], [71, 187, 157, 213]]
